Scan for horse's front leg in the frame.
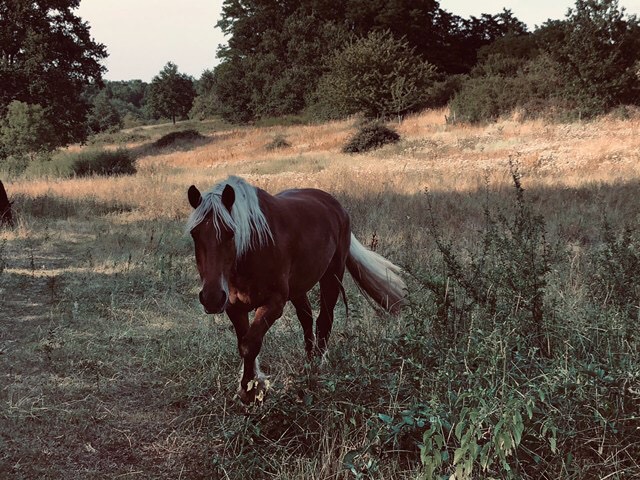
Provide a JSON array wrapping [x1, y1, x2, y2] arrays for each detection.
[[238, 299, 285, 404]]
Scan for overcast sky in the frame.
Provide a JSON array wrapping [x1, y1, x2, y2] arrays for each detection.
[[76, 0, 640, 82]]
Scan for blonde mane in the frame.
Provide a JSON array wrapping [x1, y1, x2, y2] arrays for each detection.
[[186, 176, 273, 256]]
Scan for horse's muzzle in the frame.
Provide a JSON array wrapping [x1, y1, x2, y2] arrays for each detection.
[[199, 290, 227, 314]]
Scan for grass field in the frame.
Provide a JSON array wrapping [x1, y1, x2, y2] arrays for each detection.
[[1, 109, 639, 479]]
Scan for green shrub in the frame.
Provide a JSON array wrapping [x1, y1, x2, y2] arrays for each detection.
[[265, 134, 291, 151], [0, 154, 32, 177], [591, 220, 640, 342], [342, 122, 400, 153], [152, 129, 204, 148], [70, 149, 135, 177], [314, 30, 438, 120], [0, 101, 56, 156], [449, 54, 567, 123], [408, 163, 640, 478]]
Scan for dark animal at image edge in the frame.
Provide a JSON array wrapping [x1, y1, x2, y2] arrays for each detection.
[[186, 176, 407, 403], [0, 180, 14, 227]]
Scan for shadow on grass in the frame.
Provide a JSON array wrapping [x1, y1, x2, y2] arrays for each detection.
[[13, 193, 133, 219], [128, 130, 237, 161]]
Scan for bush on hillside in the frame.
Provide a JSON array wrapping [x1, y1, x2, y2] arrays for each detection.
[[265, 135, 291, 151], [342, 122, 400, 153], [449, 54, 566, 123], [71, 149, 135, 177], [152, 129, 204, 148]]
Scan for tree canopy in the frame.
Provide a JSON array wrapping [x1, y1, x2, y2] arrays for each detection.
[[539, 0, 640, 115], [450, 0, 640, 122], [146, 62, 196, 124], [212, 0, 527, 122], [315, 30, 438, 119], [0, 0, 107, 148]]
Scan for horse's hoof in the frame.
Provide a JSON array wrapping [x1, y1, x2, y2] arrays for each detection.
[[238, 376, 270, 405]]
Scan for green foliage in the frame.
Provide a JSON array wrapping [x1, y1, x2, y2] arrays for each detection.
[[2, 148, 135, 179], [315, 31, 438, 120], [591, 219, 640, 341], [147, 62, 196, 124], [189, 70, 220, 120], [538, 0, 640, 117], [425, 162, 552, 351], [0, 0, 106, 147], [86, 90, 123, 134], [342, 122, 400, 153], [0, 101, 56, 156], [449, 53, 566, 123], [83, 80, 150, 129], [152, 129, 205, 149], [451, 1, 640, 122], [214, 8, 348, 122], [70, 149, 135, 177], [404, 165, 640, 478], [214, 1, 527, 123]]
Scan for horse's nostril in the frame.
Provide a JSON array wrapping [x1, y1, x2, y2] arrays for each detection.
[[199, 289, 227, 314]]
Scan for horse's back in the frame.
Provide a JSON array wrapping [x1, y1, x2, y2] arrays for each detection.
[[274, 188, 349, 226], [262, 188, 351, 295]]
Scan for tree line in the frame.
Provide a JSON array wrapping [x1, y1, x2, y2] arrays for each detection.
[[210, 0, 640, 122], [1, 0, 640, 162]]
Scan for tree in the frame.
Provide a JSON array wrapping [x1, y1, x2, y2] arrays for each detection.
[[83, 80, 150, 127], [314, 30, 438, 119], [0, 100, 56, 156], [0, 0, 107, 148], [539, 0, 640, 116], [146, 62, 195, 124], [214, 4, 348, 121], [86, 90, 122, 134], [189, 70, 221, 120]]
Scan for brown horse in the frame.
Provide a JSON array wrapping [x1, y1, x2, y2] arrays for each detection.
[[186, 176, 406, 403]]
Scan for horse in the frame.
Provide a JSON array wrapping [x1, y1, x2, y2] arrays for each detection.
[[0, 180, 14, 228], [186, 176, 406, 403]]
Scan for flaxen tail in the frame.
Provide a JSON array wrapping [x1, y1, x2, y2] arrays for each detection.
[[346, 233, 407, 314]]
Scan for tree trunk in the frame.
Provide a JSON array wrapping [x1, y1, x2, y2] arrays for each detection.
[[0, 180, 15, 228]]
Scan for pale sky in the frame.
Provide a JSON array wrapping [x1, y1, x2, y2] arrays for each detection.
[[77, 0, 640, 82]]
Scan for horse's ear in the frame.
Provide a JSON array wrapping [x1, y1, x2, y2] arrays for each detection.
[[188, 185, 202, 209], [222, 184, 235, 213]]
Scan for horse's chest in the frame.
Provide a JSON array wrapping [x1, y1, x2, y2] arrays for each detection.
[[228, 274, 258, 306], [229, 285, 252, 306]]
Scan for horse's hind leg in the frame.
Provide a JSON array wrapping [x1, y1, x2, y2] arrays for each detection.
[[316, 262, 345, 354], [291, 294, 315, 358]]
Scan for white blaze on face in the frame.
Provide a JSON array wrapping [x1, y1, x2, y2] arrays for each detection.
[[220, 274, 229, 298]]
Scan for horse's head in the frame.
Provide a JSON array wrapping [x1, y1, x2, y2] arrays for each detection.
[[187, 184, 236, 314]]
